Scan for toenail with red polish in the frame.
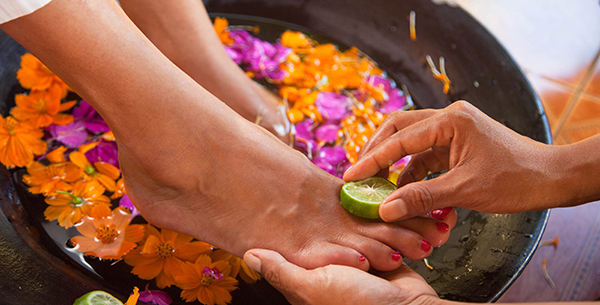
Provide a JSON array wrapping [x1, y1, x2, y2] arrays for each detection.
[[359, 255, 366, 262], [391, 252, 402, 261], [421, 240, 432, 252], [436, 222, 449, 233], [429, 207, 453, 220]]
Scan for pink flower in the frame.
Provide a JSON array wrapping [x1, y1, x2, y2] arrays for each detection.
[[73, 100, 110, 134], [47, 121, 87, 149], [315, 92, 352, 123], [85, 139, 119, 167], [137, 284, 172, 305]]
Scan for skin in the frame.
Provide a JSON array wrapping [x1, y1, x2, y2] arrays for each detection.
[[246, 101, 600, 304], [344, 101, 600, 221], [0, 0, 455, 271], [118, 0, 291, 142], [244, 248, 597, 305]]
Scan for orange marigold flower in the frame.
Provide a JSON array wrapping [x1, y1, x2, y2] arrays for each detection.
[[46, 146, 68, 163], [70, 151, 120, 192], [70, 205, 145, 260], [11, 91, 75, 128], [211, 249, 261, 284], [17, 53, 70, 99], [22, 161, 81, 196], [0, 115, 47, 168], [174, 255, 238, 305], [213, 17, 234, 45], [125, 225, 213, 289], [44, 180, 110, 228]]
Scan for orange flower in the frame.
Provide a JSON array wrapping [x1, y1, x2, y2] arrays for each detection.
[[44, 180, 111, 228], [11, 91, 75, 128], [46, 146, 68, 163], [70, 151, 120, 192], [70, 205, 145, 260], [280, 31, 313, 53], [17, 53, 70, 99], [111, 178, 126, 199], [22, 161, 81, 196], [213, 17, 234, 45], [0, 115, 47, 168], [125, 287, 140, 305], [124, 225, 212, 288], [211, 249, 261, 284], [174, 255, 238, 305]]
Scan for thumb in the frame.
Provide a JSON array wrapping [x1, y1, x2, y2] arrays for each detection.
[[380, 175, 457, 221], [243, 249, 309, 297]]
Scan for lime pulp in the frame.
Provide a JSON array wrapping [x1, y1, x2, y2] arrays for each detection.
[[340, 177, 397, 219]]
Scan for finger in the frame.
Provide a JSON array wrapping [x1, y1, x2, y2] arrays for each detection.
[[379, 172, 461, 221], [244, 249, 311, 302], [344, 110, 437, 182], [396, 149, 448, 188], [344, 113, 455, 182], [358, 109, 438, 159]]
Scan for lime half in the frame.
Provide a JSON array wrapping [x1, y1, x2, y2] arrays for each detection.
[[340, 177, 397, 219], [73, 291, 123, 305]]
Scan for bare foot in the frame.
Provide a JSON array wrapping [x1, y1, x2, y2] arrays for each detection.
[[118, 111, 454, 271]]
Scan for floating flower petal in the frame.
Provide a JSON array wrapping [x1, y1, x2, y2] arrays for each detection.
[[174, 255, 238, 305], [0, 115, 47, 168], [70, 205, 144, 259]]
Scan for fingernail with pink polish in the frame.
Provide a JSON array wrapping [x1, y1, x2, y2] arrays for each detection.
[[359, 255, 366, 262], [428, 207, 453, 221], [436, 222, 449, 233], [421, 240, 432, 252], [391, 251, 402, 262]]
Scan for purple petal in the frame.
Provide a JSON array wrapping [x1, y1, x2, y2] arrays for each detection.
[[119, 194, 140, 218], [138, 285, 172, 305], [84, 139, 119, 167], [82, 119, 110, 134], [73, 100, 110, 133], [313, 161, 336, 176], [379, 92, 407, 114], [315, 92, 351, 122], [367, 75, 394, 93], [225, 47, 243, 64], [72, 100, 95, 121], [314, 124, 339, 142], [294, 120, 314, 141], [313, 146, 347, 165], [392, 155, 412, 169], [47, 122, 88, 148], [203, 266, 223, 280]]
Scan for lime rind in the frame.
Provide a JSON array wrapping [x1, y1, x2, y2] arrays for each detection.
[[74, 291, 123, 305], [340, 177, 397, 219]]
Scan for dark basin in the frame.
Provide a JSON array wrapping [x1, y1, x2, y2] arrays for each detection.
[[0, 0, 550, 304]]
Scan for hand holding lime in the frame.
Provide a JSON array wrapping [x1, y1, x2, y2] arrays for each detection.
[[340, 177, 397, 219]]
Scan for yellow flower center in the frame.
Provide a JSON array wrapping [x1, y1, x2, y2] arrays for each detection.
[[156, 243, 175, 258], [85, 165, 96, 176], [201, 274, 214, 286], [44, 165, 63, 178], [3, 117, 18, 135], [34, 99, 48, 113], [95, 224, 119, 244]]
